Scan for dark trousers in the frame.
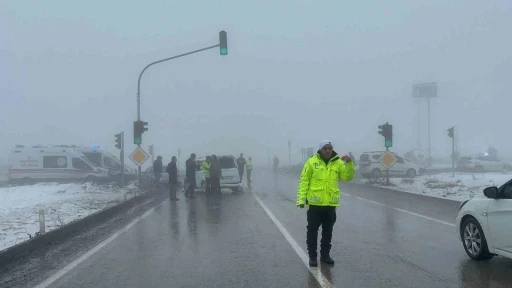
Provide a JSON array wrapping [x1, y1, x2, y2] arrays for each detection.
[[210, 177, 221, 194], [169, 182, 178, 199], [238, 168, 244, 183], [186, 178, 196, 197], [307, 205, 337, 258], [154, 173, 161, 186], [205, 177, 211, 194]]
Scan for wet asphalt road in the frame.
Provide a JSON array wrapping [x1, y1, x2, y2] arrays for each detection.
[[11, 170, 512, 288]]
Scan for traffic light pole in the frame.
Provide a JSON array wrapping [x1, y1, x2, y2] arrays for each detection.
[[120, 132, 125, 187], [451, 126, 455, 178], [385, 147, 390, 186], [136, 44, 221, 187]]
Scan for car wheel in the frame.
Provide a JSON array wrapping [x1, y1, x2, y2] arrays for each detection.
[[406, 169, 416, 178], [372, 168, 382, 178], [461, 217, 493, 261]]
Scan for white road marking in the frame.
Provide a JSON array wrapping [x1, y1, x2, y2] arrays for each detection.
[[253, 194, 334, 288], [344, 193, 456, 227], [34, 201, 165, 288]]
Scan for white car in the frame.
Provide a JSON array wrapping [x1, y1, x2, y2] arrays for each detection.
[[457, 154, 508, 172], [456, 181, 512, 261], [195, 155, 243, 193], [358, 151, 423, 178]]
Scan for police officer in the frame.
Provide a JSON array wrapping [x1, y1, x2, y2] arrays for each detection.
[[245, 157, 253, 187], [297, 140, 355, 267]]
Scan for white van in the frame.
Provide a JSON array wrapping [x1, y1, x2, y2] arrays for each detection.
[[8, 145, 109, 184], [195, 155, 243, 193], [75, 146, 136, 179]]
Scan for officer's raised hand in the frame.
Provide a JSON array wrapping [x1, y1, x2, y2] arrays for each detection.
[[341, 155, 352, 163], [297, 204, 305, 208]]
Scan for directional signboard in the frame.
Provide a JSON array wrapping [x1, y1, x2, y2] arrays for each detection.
[[129, 147, 150, 167], [307, 148, 314, 158], [379, 151, 397, 170], [413, 82, 437, 98]]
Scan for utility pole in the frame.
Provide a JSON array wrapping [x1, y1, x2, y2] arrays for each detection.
[[448, 126, 455, 177], [120, 132, 125, 187], [135, 31, 228, 187]]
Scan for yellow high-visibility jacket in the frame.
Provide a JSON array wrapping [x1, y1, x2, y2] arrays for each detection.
[[201, 161, 211, 178], [297, 152, 355, 207]]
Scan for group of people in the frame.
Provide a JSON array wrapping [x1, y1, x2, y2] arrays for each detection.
[[190, 153, 223, 198], [151, 155, 181, 201], [236, 153, 253, 187]]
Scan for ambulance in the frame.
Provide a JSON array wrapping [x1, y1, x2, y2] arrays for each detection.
[[8, 145, 109, 184]]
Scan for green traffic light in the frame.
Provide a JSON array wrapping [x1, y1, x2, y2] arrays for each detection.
[[134, 137, 141, 145], [220, 47, 228, 55], [385, 140, 392, 148]]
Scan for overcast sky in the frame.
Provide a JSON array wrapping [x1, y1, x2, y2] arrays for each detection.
[[1, 0, 511, 167]]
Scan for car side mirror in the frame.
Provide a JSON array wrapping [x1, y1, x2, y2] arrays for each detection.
[[483, 186, 499, 199]]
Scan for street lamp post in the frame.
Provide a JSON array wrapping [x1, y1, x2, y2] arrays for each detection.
[[135, 36, 226, 186]]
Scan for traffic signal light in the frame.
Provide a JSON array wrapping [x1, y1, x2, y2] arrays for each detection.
[[115, 133, 122, 150], [134, 120, 148, 145], [447, 127, 454, 138], [378, 122, 393, 148], [219, 30, 228, 55]]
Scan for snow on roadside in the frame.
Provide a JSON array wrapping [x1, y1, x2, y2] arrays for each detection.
[[0, 182, 140, 251], [355, 172, 512, 202]]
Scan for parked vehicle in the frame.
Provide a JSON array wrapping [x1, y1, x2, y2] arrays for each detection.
[[195, 155, 243, 193], [7, 145, 109, 184], [457, 154, 509, 172], [456, 180, 512, 261], [75, 146, 136, 181], [358, 151, 423, 178]]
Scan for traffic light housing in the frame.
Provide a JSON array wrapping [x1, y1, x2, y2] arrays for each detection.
[[378, 122, 393, 148], [134, 120, 148, 145], [448, 127, 454, 138], [115, 133, 122, 150], [219, 30, 228, 55]]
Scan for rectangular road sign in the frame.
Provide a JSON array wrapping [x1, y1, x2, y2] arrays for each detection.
[[379, 151, 397, 170], [129, 147, 150, 167], [413, 82, 437, 98], [306, 148, 314, 158]]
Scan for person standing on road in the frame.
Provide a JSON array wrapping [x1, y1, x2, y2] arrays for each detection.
[[166, 156, 179, 201], [236, 153, 246, 183], [201, 156, 212, 196], [153, 156, 163, 187], [246, 157, 253, 187], [273, 156, 279, 174], [185, 153, 197, 199], [297, 140, 356, 267], [210, 155, 222, 195]]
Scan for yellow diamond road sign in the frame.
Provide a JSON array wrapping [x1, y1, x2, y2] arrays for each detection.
[[129, 147, 150, 167], [379, 151, 397, 170]]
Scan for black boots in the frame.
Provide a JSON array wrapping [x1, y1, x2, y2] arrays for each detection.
[[309, 256, 334, 267], [320, 255, 335, 265]]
